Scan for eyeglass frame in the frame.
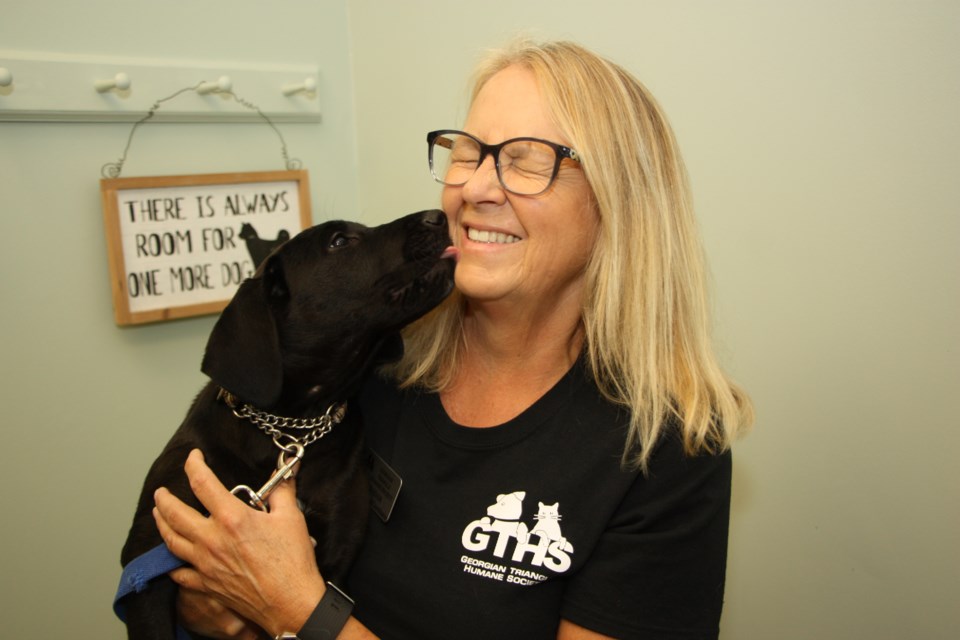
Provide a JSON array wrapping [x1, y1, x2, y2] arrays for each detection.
[[427, 129, 581, 196]]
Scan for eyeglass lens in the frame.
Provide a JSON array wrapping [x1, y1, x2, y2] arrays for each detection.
[[431, 132, 560, 195]]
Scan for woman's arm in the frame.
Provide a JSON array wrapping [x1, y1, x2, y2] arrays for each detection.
[[557, 620, 616, 639]]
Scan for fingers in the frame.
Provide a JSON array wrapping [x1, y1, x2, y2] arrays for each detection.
[[154, 449, 235, 565], [169, 567, 204, 591], [186, 448, 299, 521], [177, 584, 262, 640], [183, 449, 236, 516], [266, 473, 300, 514], [154, 488, 199, 563]]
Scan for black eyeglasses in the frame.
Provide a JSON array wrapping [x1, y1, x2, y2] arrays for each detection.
[[427, 129, 581, 196]]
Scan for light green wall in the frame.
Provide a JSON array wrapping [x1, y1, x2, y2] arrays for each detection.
[[1, 1, 957, 637]]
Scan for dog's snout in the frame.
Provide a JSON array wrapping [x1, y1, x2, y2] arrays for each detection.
[[420, 209, 446, 227]]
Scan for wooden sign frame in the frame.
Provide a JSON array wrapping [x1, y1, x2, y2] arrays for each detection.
[[100, 170, 311, 325]]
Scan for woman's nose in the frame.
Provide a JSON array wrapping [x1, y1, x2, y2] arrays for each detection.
[[461, 155, 505, 203]]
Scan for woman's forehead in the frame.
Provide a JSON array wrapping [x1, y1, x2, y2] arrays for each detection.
[[463, 65, 566, 145]]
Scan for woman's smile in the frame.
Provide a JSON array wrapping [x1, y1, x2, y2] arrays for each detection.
[[464, 225, 522, 245]]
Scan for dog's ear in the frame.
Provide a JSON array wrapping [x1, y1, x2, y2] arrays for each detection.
[[201, 263, 286, 407]]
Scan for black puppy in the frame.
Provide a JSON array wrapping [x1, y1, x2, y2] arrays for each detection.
[[117, 210, 456, 639]]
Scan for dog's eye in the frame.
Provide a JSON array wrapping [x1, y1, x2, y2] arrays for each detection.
[[328, 233, 354, 250]]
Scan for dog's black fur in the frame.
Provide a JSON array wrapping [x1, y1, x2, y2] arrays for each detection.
[[119, 210, 456, 639]]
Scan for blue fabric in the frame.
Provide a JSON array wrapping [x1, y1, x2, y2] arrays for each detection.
[[113, 543, 191, 640]]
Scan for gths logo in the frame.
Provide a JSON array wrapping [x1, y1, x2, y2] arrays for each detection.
[[461, 491, 574, 575]]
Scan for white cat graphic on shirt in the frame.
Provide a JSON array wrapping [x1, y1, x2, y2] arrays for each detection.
[[530, 501, 573, 553]]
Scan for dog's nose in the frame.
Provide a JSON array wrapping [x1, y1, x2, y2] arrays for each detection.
[[420, 209, 446, 227]]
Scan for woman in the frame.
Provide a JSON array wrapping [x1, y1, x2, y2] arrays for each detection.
[[154, 39, 753, 639]]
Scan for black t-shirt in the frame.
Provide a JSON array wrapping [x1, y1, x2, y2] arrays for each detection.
[[348, 362, 731, 639]]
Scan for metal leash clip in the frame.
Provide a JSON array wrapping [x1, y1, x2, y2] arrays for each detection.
[[230, 442, 305, 512]]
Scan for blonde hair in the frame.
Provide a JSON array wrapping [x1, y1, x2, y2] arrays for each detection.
[[393, 39, 753, 471]]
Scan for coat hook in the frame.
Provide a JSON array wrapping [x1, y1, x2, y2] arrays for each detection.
[[95, 72, 131, 93], [197, 76, 232, 94], [0, 67, 12, 88], [282, 77, 317, 97]]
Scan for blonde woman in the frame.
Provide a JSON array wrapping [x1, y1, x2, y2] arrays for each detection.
[[155, 39, 753, 640]]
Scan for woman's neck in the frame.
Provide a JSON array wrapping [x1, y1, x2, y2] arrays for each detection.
[[440, 294, 585, 427]]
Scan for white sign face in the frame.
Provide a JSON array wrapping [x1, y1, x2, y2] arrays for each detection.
[[101, 171, 310, 325]]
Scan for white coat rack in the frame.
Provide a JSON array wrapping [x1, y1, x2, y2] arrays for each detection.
[[0, 51, 321, 123]]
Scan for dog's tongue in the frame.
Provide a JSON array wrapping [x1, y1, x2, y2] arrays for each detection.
[[441, 246, 460, 262]]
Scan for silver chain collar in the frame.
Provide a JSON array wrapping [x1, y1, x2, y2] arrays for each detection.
[[217, 388, 347, 452]]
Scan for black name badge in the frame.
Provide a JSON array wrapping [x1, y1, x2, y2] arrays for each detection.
[[367, 450, 402, 522]]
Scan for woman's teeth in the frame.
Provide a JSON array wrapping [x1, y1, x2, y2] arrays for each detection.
[[467, 227, 520, 244]]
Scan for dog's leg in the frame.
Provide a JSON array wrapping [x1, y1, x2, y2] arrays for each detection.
[[122, 576, 180, 640]]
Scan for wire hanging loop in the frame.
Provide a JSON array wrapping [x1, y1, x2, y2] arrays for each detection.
[[101, 82, 302, 179]]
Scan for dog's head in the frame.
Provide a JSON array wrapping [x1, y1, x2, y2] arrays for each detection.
[[202, 209, 457, 411]]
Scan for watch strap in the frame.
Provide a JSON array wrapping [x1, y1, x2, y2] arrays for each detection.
[[296, 581, 355, 640]]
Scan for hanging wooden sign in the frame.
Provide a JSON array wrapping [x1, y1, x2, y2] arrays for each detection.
[[100, 170, 311, 325]]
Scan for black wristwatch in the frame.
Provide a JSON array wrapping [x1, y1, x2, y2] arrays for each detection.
[[275, 581, 355, 640]]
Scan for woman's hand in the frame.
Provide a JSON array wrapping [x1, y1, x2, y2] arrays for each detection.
[[154, 449, 326, 637], [174, 581, 261, 639]]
